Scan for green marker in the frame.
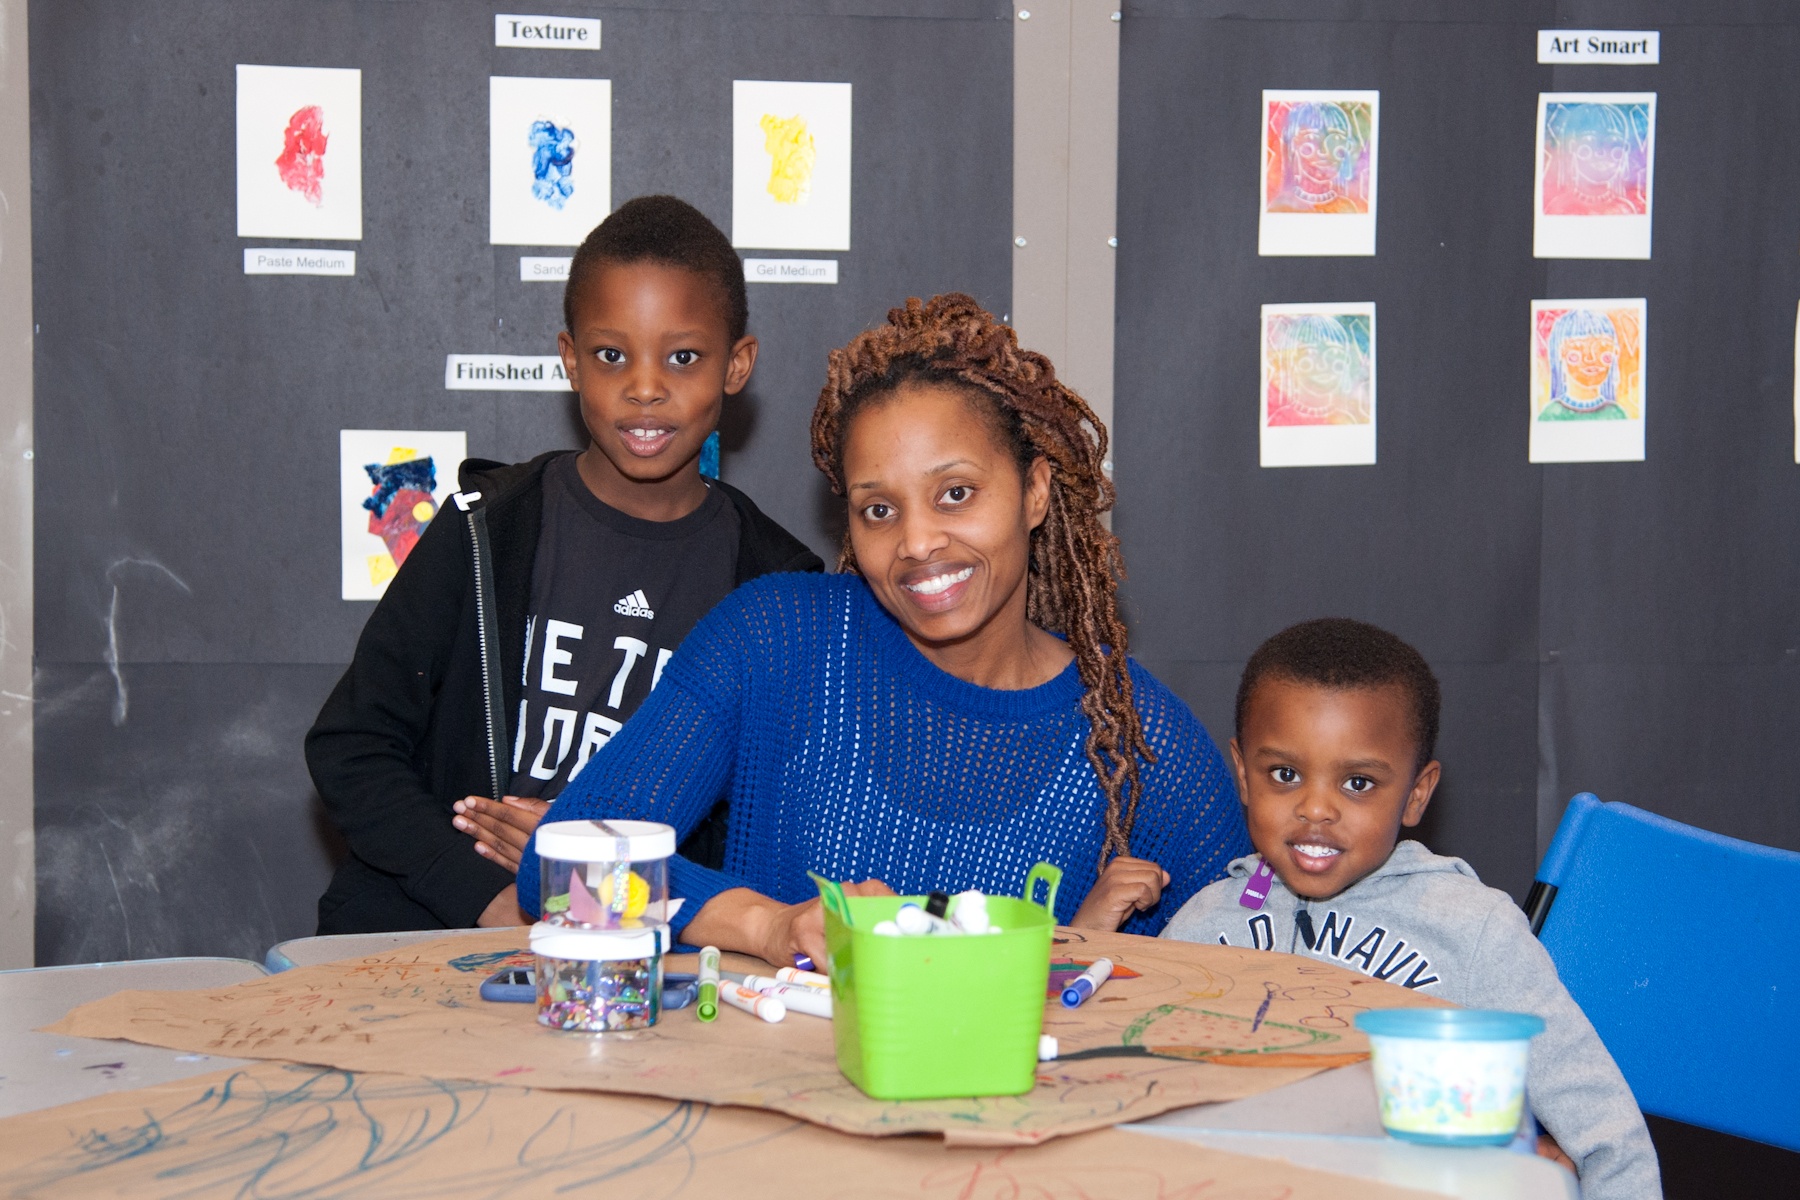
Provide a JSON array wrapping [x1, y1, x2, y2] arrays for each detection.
[[697, 945, 721, 1021]]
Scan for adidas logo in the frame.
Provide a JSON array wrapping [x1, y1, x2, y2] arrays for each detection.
[[612, 589, 654, 619]]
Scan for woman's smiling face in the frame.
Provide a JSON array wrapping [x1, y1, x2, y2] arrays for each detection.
[[842, 381, 1050, 655]]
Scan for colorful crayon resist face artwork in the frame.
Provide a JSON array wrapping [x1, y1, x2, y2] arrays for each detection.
[[1265, 99, 1373, 214], [235, 65, 362, 239], [732, 80, 852, 251], [1541, 100, 1651, 216], [339, 430, 466, 601], [1532, 304, 1643, 421], [489, 76, 612, 247], [1265, 311, 1373, 426]]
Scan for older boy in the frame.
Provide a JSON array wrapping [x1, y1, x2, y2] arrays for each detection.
[[1162, 618, 1659, 1200], [307, 197, 821, 934]]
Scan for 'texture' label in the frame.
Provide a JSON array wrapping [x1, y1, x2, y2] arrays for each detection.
[[445, 355, 570, 391], [1537, 30, 1659, 64], [244, 247, 355, 275], [495, 14, 600, 49]]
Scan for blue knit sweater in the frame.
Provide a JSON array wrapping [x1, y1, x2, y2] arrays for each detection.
[[517, 572, 1248, 935]]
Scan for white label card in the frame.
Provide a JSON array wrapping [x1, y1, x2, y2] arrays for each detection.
[[244, 247, 355, 275], [521, 256, 572, 281], [1538, 31, 1658, 64], [744, 258, 838, 284], [495, 14, 600, 49], [445, 354, 570, 391]]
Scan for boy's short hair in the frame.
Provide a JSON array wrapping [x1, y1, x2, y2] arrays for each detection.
[[564, 195, 749, 343], [1236, 618, 1441, 772]]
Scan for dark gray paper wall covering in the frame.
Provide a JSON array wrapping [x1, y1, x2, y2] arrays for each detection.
[[30, 0, 1010, 963], [1114, 0, 1800, 902]]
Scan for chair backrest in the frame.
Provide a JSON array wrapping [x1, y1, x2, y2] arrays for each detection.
[[1531, 792, 1800, 1151]]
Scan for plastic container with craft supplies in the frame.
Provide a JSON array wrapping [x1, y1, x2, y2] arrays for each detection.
[[537, 819, 674, 930], [530, 922, 668, 1031], [815, 863, 1062, 1100], [1355, 1008, 1545, 1145]]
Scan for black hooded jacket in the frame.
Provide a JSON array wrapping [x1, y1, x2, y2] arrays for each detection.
[[306, 452, 823, 933]]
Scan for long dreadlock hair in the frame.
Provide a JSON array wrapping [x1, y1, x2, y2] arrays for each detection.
[[810, 293, 1153, 867]]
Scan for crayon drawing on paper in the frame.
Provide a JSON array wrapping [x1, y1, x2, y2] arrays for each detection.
[[732, 81, 852, 251], [236, 65, 362, 240], [340, 430, 467, 600], [490, 77, 612, 246], [1259, 90, 1378, 257], [1528, 299, 1646, 463], [1533, 93, 1655, 259], [1260, 303, 1377, 467]]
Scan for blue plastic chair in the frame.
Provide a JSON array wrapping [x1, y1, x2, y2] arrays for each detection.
[[1526, 792, 1800, 1151]]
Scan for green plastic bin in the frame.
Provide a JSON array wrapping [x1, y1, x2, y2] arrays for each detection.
[[816, 863, 1062, 1100]]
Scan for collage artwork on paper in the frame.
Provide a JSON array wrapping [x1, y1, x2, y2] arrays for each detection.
[[1260, 303, 1377, 467], [1259, 90, 1379, 256], [1528, 299, 1647, 463], [236, 64, 363, 240], [339, 430, 468, 601], [732, 80, 853, 251], [490, 76, 613, 246], [1533, 92, 1656, 259]]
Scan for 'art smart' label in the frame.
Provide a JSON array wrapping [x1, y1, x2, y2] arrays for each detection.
[[495, 14, 600, 49], [1538, 30, 1658, 64]]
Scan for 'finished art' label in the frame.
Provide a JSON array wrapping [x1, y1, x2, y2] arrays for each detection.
[[445, 355, 570, 391]]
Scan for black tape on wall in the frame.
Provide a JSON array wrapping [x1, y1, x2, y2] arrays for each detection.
[[1114, 0, 1800, 901], [29, 0, 1011, 963]]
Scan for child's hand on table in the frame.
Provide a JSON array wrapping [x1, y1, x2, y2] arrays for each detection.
[[1069, 856, 1170, 931], [453, 795, 550, 873], [686, 880, 895, 971]]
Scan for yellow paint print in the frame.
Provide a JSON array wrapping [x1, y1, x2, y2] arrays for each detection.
[[759, 112, 815, 205]]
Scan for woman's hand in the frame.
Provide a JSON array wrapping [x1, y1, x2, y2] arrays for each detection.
[[453, 795, 550, 873], [684, 880, 894, 970], [476, 883, 531, 927], [1536, 1132, 1576, 1173], [1069, 856, 1169, 931]]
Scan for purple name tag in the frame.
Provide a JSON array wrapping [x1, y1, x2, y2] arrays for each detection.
[[1239, 859, 1275, 910]]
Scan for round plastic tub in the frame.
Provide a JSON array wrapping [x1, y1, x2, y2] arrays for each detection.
[[537, 819, 674, 931], [1355, 1008, 1546, 1145], [530, 922, 667, 1032]]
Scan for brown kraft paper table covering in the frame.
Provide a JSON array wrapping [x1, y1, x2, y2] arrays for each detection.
[[48, 927, 1447, 1146]]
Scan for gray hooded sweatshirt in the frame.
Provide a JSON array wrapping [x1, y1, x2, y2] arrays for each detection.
[[1162, 840, 1660, 1200]]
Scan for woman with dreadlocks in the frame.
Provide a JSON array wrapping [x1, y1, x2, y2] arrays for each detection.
[[517, 294, 1247, 967]]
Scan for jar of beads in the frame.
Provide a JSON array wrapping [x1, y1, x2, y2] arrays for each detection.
[[537, 819, 674, 931], [530, 922, 668, 1032]]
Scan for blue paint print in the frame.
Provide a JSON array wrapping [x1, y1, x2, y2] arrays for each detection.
[[362, 457, 435, 519], [529, 119, 577, 209]]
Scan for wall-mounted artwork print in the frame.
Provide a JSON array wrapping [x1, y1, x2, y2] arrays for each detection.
[[236, 65, 362, 240], [490, 77, 612, 246], [732, 80, 852, 251], [1260, 303, 1377, 467], [1533, 93, 1655, 259], [340, 430, 468, 600], [1258, 90, 1378, 257], [1529, 299, 1646, 463]]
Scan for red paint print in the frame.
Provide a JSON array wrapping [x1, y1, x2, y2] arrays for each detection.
[[275, 105, 328, 206]]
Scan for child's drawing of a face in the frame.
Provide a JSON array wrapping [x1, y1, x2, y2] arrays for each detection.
[[1559, 333, 1617, 399], [1289, 123, 1350, 195], [1266, 314, 1369, 425]]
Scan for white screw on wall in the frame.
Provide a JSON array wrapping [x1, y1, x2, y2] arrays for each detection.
[[1014, 235, 1028, 247], [1108, 237, 1118, 248], [1018, 9, 1031, 18], [1112, 11, 1122, 21]]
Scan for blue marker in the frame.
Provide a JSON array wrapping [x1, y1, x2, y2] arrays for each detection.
[[1060, 957, 1114, 1008]]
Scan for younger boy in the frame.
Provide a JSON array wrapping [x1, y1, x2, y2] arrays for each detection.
[[1162, 618, 1659, 1200], [307, 196, 822, 934]]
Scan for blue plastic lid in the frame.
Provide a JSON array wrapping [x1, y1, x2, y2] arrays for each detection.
[[1355, 1008, 1545, 1041]]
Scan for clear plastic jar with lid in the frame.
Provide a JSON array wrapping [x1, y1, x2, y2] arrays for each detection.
[[530, 922, 667, 1031], [536, 819, 674, 930]]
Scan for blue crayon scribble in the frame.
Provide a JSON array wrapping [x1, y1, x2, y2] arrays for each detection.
[[363, 457, 436, 519], [529, 119, 577, 209]]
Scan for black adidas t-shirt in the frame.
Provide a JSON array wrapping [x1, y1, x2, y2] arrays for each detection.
[[507, 453, 739, 799]]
